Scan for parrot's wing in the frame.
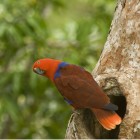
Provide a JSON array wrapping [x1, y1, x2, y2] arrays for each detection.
[[59, 64, 96, 86], [60, 75, 81, 89], [55, 75, 110, 109]]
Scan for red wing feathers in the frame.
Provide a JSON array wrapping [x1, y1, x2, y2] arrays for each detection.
[[55, 74, 110, 109], [60, 75, 80, 89], [54, 64, 122, 130]]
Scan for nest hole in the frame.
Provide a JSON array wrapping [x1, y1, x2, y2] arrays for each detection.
[[80, 95, 127, 139], [108, 95, 127, 139]]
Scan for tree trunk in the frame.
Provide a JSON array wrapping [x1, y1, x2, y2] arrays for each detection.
[[65, 0, 140, 139]]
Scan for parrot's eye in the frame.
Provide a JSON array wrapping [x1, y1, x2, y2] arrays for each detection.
[[37, 61, 40, 64]]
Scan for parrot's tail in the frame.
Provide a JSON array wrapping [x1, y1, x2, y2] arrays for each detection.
[[91, 108, 122, 130]]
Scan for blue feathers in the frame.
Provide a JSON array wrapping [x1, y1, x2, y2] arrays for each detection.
[[64, 98, 73, 105], [102, 103, 118, 111], [54, 62, 69, 79]]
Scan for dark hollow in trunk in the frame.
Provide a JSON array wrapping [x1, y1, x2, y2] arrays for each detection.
[[108, 95, 127, 139]]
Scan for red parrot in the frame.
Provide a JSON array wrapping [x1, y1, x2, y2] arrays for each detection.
[[33, 58, 121, 130]]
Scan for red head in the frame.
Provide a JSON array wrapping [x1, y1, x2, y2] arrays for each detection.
[[33, 58, 62, 82]]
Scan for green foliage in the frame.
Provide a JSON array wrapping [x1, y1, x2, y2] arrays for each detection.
[[0, 0, 116, 138]]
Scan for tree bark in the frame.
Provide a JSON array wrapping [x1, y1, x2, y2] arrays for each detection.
[[65, 0, 140, 139]]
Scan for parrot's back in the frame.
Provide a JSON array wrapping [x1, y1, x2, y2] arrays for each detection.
[[54, 63, 121, 130], [54, 64, 110, 109]]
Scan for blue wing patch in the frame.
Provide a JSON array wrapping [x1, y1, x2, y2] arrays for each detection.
[[54, 62, 69, 79], [64, 98, 73, 105]]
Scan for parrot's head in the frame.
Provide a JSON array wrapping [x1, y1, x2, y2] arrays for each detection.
[[33, 58, 61, 82]]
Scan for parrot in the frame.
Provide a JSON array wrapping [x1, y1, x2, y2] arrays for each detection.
[[32, 58, 122, 130]]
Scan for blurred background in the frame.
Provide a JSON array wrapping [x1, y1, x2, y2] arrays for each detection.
[[0, 0, 116, 138]]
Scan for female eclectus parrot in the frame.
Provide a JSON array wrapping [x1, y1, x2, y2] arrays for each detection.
[[33, 58, 121, 130]]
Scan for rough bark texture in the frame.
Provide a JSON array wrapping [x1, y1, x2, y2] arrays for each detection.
[[65, 0, 140, 139]]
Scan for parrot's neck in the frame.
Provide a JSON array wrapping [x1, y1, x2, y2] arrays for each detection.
[[44, 60, 62, 82], [46, 61, 69, 82]]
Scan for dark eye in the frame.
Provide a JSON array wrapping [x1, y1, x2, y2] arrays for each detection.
[[37, 61, 40, 64]]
